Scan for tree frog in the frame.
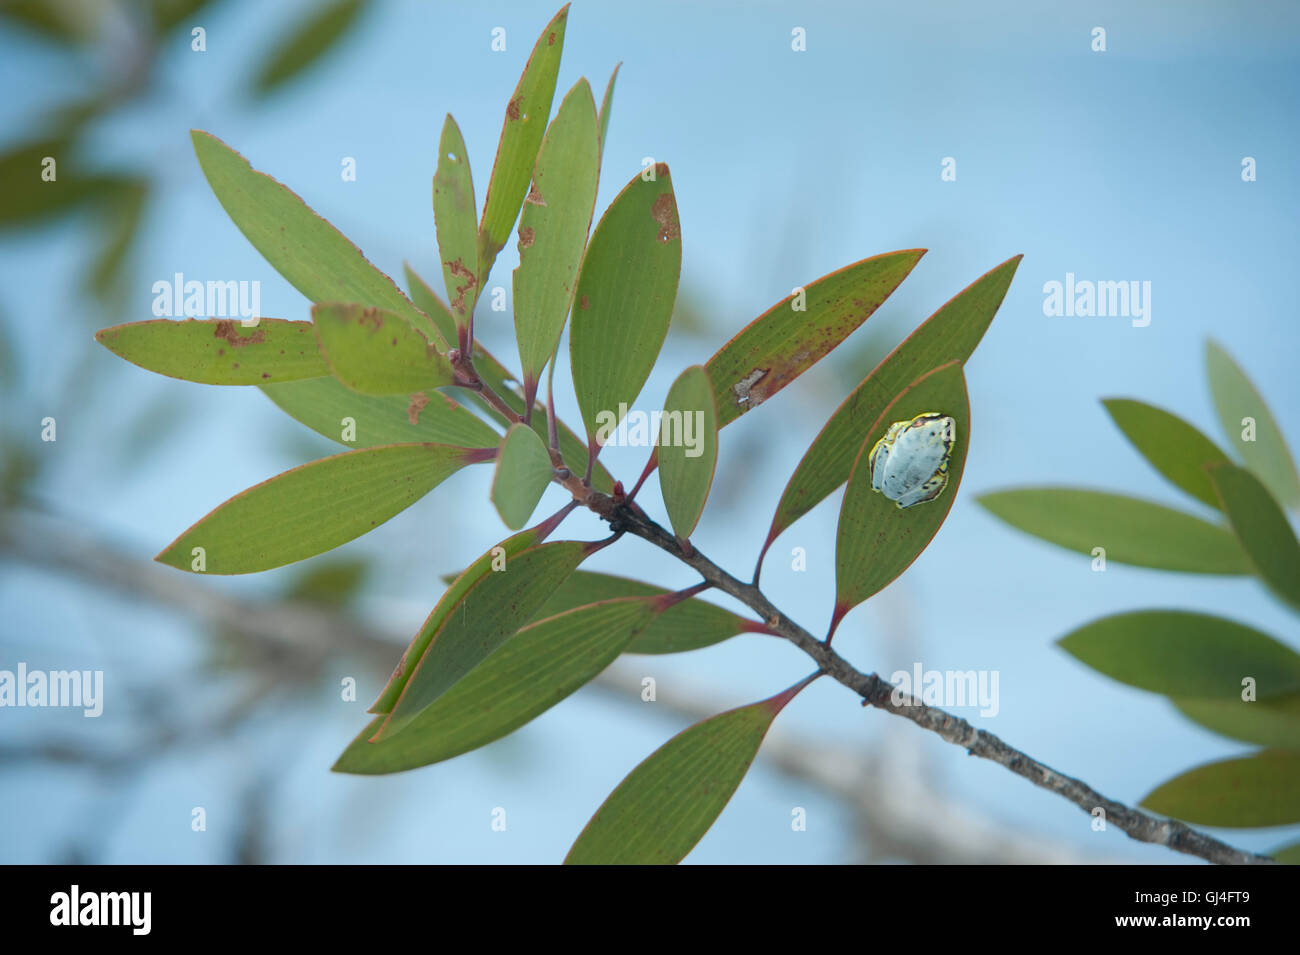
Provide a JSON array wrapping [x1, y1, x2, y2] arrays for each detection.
[[867, 412, 957, 509]]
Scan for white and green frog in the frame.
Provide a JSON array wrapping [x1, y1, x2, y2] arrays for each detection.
[[867, 412, 957, 509]]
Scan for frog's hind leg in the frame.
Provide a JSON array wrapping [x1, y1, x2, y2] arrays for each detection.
[[895, 468, 950, 509]]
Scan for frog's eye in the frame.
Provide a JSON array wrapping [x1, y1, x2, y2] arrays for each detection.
[[867, 412, 957, 508]]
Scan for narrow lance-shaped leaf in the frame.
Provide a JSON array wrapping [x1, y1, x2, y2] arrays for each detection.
[[491, 423, 554, 530], [156, 443, 492, 575], [833, 361, 968, 632], [1058, 610, 1300, 700], [190, 131, 446, 347], [375, 539, 595, 740], [406, 263, 615, 491], [1207, 340, 1300, 509], [1207, 462, 1300, 610], [761, 255, 1020, 566], [659, 365, 719, 540], [1174, 695, 1300, 750], [1101, 398, 1230, 511], [704, 248, 925, 429], [531, 569, 756, 654], [335, 597, 663, 775], [596, 62, 620, 160], [565, 677, 813, 865], [512, 78, 600, 409], [311, 302, 453, 395], [250, 0, 370, 97], [370, 521, 561, 715], [95, 318, 328, 385], [432, 115, 479, 334], [403, 262, 458, 345], [571, 166, 681, 446], [978, 488, 1250, 575], [477, 4, 569, 286], [1141, 750, 1300, 828], [260, 376, 499, 449]]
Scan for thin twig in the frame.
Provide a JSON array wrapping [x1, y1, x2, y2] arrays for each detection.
[[545, 470, 1273, 866]]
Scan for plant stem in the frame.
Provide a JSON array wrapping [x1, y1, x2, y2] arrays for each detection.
[[550, 469, 1273, 867]]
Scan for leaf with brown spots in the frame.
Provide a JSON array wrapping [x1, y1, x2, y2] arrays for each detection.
[[190, 131, 447, 349], [312, 302, 454, 396], [406, 262, 614, 491], [570, 166, 681, 445], [476, 4, 569, 287], [512, 77, 600, 409], [432, 115, 479, 332], [703, 248, 925, 430], [95, 318, 329, 385]]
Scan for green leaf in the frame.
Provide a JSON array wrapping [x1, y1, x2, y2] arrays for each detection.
[[156, 443, 489, 574], [532, 570, 752, 654], [432, 115, 479, 332], [190, 130, 446, 348], [978, 488, 1250, 575], [833, 362, 968, 628], [408, 262, 614, 491], [1101, 398, 1230, 510], [403, 262, 459, 346], [761, 256, 1020, 560], [571, 167, 681, 443], [491, 424, 554, 530], [334, 597, 661, 775], [250, 0, 369, 97], [659, 365, 719, 540], [95, 318, 329, 385], [311, 302, 453, 395], [376, 539, 593, 739], [87, 179, 149, 299], [1207, 340, 1300, 509], [261, 376, 499, 449], [565, 681, 806, 864], [476, 4, 569, 286], [1058, 611, 1300, 701], [596, 63, 620, 160], [1207, 463, 1300, 610], [1273, 841, 1300, 864], [512, 78, 600, 406], [703, 248, 925, 429], [284, 558, 368, 609], [370, 524, 555, 714], [0, 136, 126, 227], [1141, 750, 1300, 828], [1174, 696, 1300, 750]]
